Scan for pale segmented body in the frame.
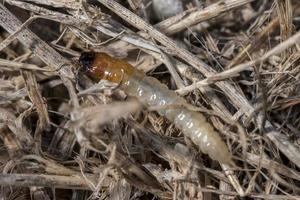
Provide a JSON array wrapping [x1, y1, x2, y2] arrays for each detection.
[[122, 71, 232, 164], [79, 52, 232, 164]]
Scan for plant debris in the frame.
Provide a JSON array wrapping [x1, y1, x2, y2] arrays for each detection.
[[0, 0, 299, 199]]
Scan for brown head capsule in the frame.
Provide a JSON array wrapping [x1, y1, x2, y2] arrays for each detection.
[[79, 52, 135, 83]]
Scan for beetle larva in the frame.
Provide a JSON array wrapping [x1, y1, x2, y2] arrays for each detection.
[[79, 52, 233, 164]]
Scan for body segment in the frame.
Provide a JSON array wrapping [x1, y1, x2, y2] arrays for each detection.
[[79, 52, 232, 164]]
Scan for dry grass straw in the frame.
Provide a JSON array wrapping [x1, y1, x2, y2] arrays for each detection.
[[0, 0, 299, 199]]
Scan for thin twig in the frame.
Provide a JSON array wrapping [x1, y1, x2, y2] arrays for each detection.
[[176, 31, 300, 94], [0, 58, 54, 72], [0, 4, 79, 108], [0, 173, 104, 190], [156, 0, 256, 35]]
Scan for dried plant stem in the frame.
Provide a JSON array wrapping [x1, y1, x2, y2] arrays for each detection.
[[0, 4, 79, 108], [0, 15, 42, 52], [98, 0, 255, 59], [16, 0, 81, 10], [0, 58, 53, 71], [0, 1, 299, 199], [177, 30, 300, 94], [23, 71, 50, 150], [156, 0, 256, 35], [265, 122, 300, 168], [0, 173, 103, 190], [227, 17, 280, 67]]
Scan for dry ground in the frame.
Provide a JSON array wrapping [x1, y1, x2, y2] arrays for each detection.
[[0, 0, 299, 199]]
